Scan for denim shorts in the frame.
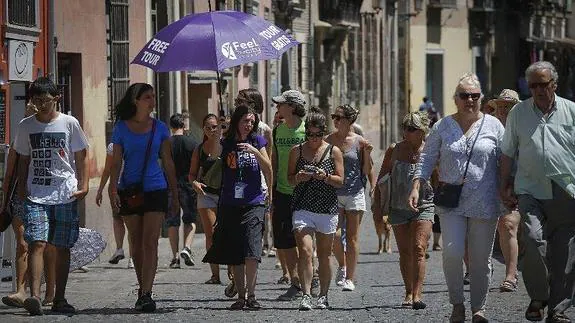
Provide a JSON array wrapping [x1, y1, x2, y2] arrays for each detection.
[[337, 190, 367, 212], [197, 192, 219, 209], [22, 200, 79, 249]]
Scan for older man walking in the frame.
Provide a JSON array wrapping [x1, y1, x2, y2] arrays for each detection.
[[500, 61, 575, 323]]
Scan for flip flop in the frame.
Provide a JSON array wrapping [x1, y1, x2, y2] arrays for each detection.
[[1, 295, 24, 308], [499, 279, 518, 292]]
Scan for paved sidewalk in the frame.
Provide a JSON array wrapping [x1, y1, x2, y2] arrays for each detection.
[[0, 205, 558, 322]]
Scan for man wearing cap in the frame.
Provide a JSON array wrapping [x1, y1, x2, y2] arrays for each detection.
[[489, 89, 522, 294], [271, 90, 307, 301], [500, 61, 575, 322]]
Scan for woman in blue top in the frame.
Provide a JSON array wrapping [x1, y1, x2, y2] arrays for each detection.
[[203, 104, 272, 310], [108, 83, 179, 313]]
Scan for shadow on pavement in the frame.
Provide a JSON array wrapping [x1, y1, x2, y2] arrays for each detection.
[[357, 259, 399, 265], [77, 307, 177, 315]]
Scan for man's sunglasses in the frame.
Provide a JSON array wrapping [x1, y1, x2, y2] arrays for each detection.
[[305, 131, 324, 138], [458, 93, 481, 101], [331, 114, 346, 121], [528, 80, 554, 89]]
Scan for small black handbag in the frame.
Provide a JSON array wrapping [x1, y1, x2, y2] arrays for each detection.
[[433, 116, 485, 208]]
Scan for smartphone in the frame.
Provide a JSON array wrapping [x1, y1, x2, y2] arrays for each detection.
[[303, 165, 320, 174]]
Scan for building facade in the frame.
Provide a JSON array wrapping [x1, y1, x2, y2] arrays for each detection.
[[1, 0, 50, 144]]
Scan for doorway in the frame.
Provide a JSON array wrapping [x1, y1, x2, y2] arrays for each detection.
[[426, 53, 444, 115]]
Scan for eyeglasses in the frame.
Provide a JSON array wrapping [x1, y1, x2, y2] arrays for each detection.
[[305, 131, 324, 138], [458, 93, 481, 101], [331, 114, 346, 121], [30, 97, 55, 108], [405, 126, 420, 133], [528, 80, 554, 89]]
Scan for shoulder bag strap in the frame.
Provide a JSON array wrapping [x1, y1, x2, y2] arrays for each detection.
[[461, 115, 485, 182], [3, 152, 19, 211], [140, 119, 157, 184]]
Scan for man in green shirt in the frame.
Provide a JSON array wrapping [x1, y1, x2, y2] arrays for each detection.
[[271, 90, 307, 301], [501, 61, 575, 323]]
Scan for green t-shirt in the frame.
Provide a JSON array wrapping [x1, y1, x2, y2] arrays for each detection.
[[274, 120, 306, 195]]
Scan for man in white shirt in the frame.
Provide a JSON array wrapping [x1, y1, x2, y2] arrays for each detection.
[[14, 77, 90, 316]]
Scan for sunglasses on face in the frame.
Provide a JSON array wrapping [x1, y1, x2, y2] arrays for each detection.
[[528, 80, 554, 89], [205, 124, 222, 131], [405, 126, 420, 133], [458, 92, 481, 101], [331, 114, 347, 121], [305, 131, 324, 138]]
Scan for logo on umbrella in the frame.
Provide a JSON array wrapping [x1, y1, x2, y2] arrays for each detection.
[[221, 42, 237, 60]]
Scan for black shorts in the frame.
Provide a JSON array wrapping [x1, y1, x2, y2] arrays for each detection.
[[119, 189, 169, 216], [166, 181, 198, 227], [272, 191, 296, 249]]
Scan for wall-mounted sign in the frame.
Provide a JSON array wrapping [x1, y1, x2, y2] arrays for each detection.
[[9, 40, 33, 82]]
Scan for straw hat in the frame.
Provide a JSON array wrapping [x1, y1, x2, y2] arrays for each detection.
[[488, 89, 520, 110]]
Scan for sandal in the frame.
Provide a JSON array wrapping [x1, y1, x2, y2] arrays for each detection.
[[525, 300, 547, 322], [224, 280, 238, 298], [205, 277, 222, 285], [499, 279, 518, 292], [42, 299, 54, 307], [246, 295, 262, 310], [472, 311, 489, 323], [2, 295, 24, 308], [51, 298, 76, 314], [546, 312, 571, 323], [229, 298, 245, 310], [450, 304, 466, 323]]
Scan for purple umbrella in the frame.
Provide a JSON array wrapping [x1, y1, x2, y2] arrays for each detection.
[[131, 10, 298, 72]]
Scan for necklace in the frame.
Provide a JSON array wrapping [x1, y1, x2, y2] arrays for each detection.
[[407, 142, 423, 163]]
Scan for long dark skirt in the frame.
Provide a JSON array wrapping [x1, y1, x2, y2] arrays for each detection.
[[202, 204, 265, 266]]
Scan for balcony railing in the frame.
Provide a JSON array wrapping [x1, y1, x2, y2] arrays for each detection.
[[428, 0, 458, 9], [319, 0, 362, 28]]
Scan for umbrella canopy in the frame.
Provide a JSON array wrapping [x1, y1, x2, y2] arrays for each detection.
[[132, 10, 298, 72], [70, 228, 107, 272]]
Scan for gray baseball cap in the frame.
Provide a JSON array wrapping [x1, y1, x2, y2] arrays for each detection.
[[272, 90, 306, 106]]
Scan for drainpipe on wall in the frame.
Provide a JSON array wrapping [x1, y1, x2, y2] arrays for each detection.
[[48, 0, 56, 80], [390, 1, 399, 143]]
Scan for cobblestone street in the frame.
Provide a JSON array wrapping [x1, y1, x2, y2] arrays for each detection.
[[0, 205, 547, 322]]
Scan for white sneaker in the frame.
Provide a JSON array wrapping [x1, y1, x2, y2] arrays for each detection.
[[316, 295, 330, 309], [298, 294, 313, 311], [342, 279, 355, 291], [127, 258, 134, 269], [108, 248, 125, 264], [335, 267, 346, 286]]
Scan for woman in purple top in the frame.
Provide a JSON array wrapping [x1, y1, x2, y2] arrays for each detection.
[[203, 104, 272, 311]]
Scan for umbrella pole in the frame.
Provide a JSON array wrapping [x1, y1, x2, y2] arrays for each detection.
[[209, 0, 225, 117], [217, 72, 225, 117]]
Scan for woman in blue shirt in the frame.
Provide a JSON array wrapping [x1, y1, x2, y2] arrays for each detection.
[[108, 83, 179, 313]]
